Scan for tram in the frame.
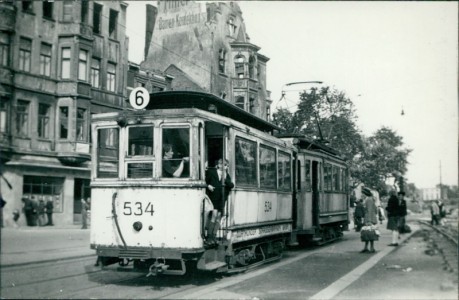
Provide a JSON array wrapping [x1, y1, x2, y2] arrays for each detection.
[[90, 91, 349, 276]]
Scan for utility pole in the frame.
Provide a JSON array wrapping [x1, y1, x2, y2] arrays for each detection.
[[439, 160, 442, 199]]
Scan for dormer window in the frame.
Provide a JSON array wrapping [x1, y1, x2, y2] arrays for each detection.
[[234, 54, 245, 78], [228, 18, 237, 36]]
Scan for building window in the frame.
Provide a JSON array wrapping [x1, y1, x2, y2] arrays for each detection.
[[234, 55, 245, 78], [266, 105, 271, 120], [43, 1, 53, 19], [63, 1, 73, 22], [61, 48, 71, 79], [16, 100, 29, 137], [0, 32, 9, 67], [38, 103, 50, 139], [76, 108, 87, 141], [228, 18, 237, 36], [249, 97, 255, 114], [22, 1, 33, 12], [249, 55, 256, 79], [78, 49, 88, 81], [81, 0, 89, 23], [107, 62, 116, 92], [19, 37, 32, 72], [59, 106, 68, 139], [218, 49, 226, 73], [109, 9, 118, 39], [93, 3, 102, 34], [0, 97, 9, 134], [40, 43, 52, 76], [235, 96, 245, 110], [23, 176, 64, 214], [91, 58, 100, 88]]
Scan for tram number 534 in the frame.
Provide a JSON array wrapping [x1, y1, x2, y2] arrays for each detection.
[[264, 200, 272, 212], [123, 201, 155, 216]]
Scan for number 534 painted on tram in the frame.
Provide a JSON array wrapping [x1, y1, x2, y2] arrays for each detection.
[[90, 91, 349, 276]]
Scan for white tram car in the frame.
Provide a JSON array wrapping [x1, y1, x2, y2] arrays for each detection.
[[90, 91, 349, 275]]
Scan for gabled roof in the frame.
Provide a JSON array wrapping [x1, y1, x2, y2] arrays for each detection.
[[145, 91, 280, 133]]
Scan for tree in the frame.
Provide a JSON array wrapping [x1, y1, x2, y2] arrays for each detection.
[[354, 127, 411, 192]]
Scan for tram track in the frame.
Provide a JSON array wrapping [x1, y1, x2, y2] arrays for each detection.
[[417, 220, 458, 275]]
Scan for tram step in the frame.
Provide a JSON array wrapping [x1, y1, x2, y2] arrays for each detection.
[[202, 261, 227, 271]]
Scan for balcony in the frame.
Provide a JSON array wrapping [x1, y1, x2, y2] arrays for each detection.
[[232, 77, 258, 91]]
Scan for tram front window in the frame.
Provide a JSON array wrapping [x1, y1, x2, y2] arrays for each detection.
[[97, 128, 119, 178], [162, 127, 190, 178]]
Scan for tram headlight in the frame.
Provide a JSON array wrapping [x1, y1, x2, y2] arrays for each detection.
[[133, 221, 143, 232]]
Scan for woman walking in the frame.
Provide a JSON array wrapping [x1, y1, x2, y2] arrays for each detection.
[[360, 188, 379, 253]]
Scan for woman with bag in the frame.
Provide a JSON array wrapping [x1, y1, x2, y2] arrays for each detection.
[[360, 187, 379, 253]]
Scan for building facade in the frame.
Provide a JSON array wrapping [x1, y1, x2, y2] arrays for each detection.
[[141, 1, 272, 121], [0, 1, 167, 227]]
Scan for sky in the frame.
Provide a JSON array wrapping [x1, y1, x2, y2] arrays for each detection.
[[125, 1, 458, 189]]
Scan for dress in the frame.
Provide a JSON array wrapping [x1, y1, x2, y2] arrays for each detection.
[[360, 196, 379, 242], [386, 195, 402, 231]]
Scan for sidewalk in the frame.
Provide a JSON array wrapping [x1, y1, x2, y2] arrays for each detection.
[[1, 225, 95, 267]]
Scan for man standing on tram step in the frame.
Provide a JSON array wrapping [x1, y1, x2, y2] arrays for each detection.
[[205, 158, 234, 245], [386, 190, 405, 246]]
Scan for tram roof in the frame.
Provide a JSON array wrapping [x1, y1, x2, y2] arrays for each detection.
[[144, 91, 281, 133], [276, 134, 342, 157]]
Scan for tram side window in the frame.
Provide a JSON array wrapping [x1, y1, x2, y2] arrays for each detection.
[[97, 128, 119, 178], [305, 160, 311, 191], [235, 137, 257, 187], [278, 151, 291, 191], [259, 145, 276, 189], [162, 127, 190, 178], [324, 163, 332, 191]]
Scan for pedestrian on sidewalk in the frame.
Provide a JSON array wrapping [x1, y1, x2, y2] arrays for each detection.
[[12, 209, 20, 228], [37, 199, 46, 226], [386, 191, 404, 246], [354, 199, 365, 232], [22, 197, 33, 226], [430, 200, 440, 225], [45, 198, 54, 226], [360, 188, 379, 253], [81, 198, 89, 229]]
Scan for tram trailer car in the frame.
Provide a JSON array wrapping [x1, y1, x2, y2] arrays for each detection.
[[90, 91, 349, 276], [279, 136, 350, 246]]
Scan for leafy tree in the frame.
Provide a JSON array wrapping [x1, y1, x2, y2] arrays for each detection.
[[355, 127, 411, 191]]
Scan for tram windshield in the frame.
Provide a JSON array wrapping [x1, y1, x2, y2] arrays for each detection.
[[97, 127, 119, 178]]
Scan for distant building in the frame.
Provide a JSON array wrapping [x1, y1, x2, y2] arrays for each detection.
[[141, 1, 272, 121], [0, 1, 169, 227], [420, 187, 446, 201]]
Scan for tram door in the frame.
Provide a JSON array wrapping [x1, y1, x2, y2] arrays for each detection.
[[312, 161, 320, 227], [205, 122, 227, 169]]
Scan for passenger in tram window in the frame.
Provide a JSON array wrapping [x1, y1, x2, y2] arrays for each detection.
[[162, 144, 189, 178]]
